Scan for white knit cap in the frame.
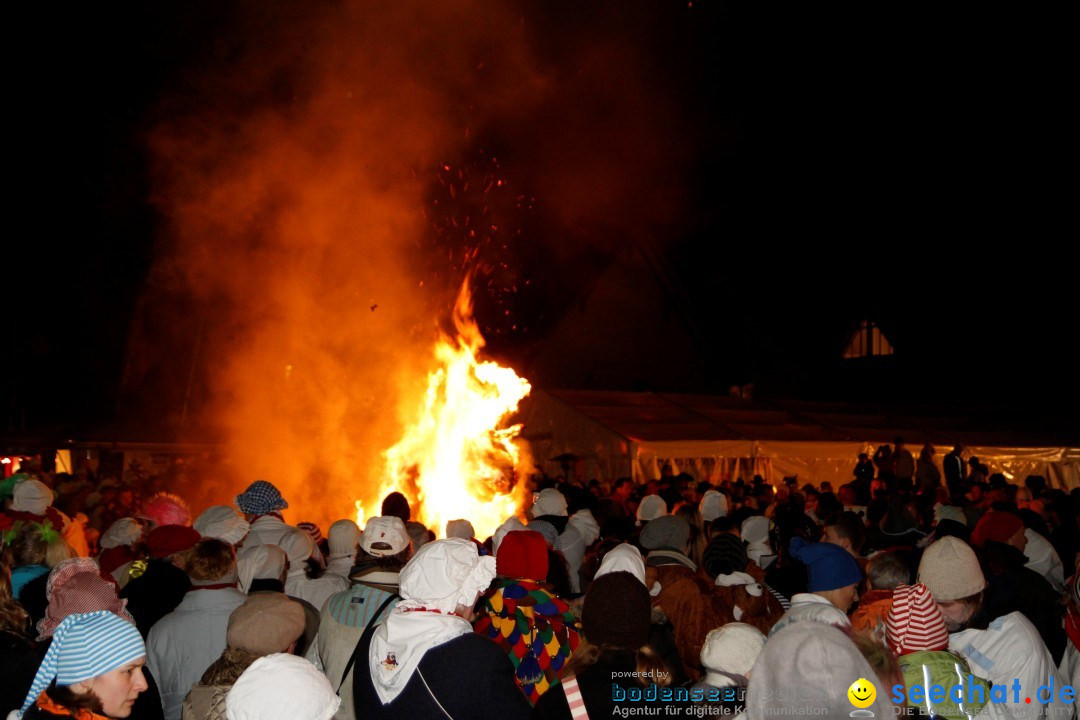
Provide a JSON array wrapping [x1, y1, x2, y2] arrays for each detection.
[[193, 506, 251, 546], [699, 490, 729, 522], [327, 519, 362, 556], [916, 536, 986, 602], [636, 494, 668, 525], [700, 622, 767, 686], [12, 479, 54, 516], [99, 518, 144, 549], [226, 654, 340, 720], [532, 488, 568, 518], [445, 519, 475, 540], [398, 538, 497, 613]]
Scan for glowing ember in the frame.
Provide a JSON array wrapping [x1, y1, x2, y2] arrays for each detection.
[[360, 281, 532, 539]]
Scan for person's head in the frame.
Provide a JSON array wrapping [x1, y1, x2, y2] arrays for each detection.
[[699, 623, 766, 688], [865, 552, 909, 591], [885, 583, 949, 656], [933, 504, 967, 528], [613, 478, 634, 500], [278, 528, 316, 576], [640, 515, 691, 554], [570, 570, 668, 685], [38, 558, 135, 640], [225, 654, 339, 720], [237, 544, 288, 592], [702, 533, 749, 579], [185, 537, 238, 584], [146, 525, 201, 566], [380, 492, 411, 523], [139, 492, 192, 528], [397, 538, 497, 619], [19, 610, 147, 719], [635, 494, 668, 525], [0, 557, 30, 635], [916, 536, 986, 631], [359, 516, 412, 560], [326, 519, 362, 560], [970, 510, 1026, 552], [822, 512, 865, 557], [920, 443, 935, 461], [11, 478, 55, 515], [99, 518, 145, 551], [744, 624, 892, 719], [234, 480, 288, 520], [531, 488, 568, 519], [594, 544, 647, 586], [698, 490, 729, 523], [14, 522, 74, 568], [227, 594, 305, 657], [740, 515, 772, 548], [789, 538, 862, 611], [1025, 475, 1048, 498], [193, 506, 250, 546], [444, 519, 475, 540], [495, 530, 549, 581]]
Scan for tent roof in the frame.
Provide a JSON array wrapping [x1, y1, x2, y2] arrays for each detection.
[[540, 390, 1079, 447]]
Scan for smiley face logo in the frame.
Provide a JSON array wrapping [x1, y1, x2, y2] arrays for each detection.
[[847, 678, 877, 709]]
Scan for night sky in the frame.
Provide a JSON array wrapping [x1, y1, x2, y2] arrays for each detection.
[[5, 1, 1076, 442]]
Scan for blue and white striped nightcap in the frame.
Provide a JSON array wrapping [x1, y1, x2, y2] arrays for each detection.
[[19, 610, 145, 717]]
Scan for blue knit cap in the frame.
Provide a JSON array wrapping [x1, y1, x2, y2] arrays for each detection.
[[19, 610, 145, 717], [235, 480, 288, 515], [789, 537, 862, 592]]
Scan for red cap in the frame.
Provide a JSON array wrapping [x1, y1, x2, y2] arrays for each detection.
[[970, 510, 1024, 548], [496, 530, 549, 581], [147, 524, 201, 558]]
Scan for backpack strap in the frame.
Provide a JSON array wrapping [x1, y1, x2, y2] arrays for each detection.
[[337, 592, 400, 693]]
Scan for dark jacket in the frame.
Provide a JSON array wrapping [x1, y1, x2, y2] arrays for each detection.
[[353, 631, 531, 720], [0, 628, 39, 716], [119, 559, 191, 637], [979, 541, 1065, 664], [531, 652, 697, 719]]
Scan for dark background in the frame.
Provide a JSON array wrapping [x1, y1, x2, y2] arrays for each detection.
[[5, 1, 1075, 442]]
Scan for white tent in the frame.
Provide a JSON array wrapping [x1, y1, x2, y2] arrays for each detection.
[[519, 390, 1080, 489]]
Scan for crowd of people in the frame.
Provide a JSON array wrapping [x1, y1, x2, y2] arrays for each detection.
[[2, 440, 1079, 719]]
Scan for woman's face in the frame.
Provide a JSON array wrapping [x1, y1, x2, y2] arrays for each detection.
[[79, 658, 148, 718]]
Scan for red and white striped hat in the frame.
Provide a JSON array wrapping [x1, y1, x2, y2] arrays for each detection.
[[885, 583, 950, 655]]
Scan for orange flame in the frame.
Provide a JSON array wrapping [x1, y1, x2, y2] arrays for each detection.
[[357, 281, 531, 539]]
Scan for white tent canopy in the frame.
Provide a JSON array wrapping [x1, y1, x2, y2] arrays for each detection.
[[519, 390, 1080, 489]]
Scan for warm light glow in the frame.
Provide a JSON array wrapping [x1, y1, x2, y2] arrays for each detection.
[[369, 281, 532, 540]]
